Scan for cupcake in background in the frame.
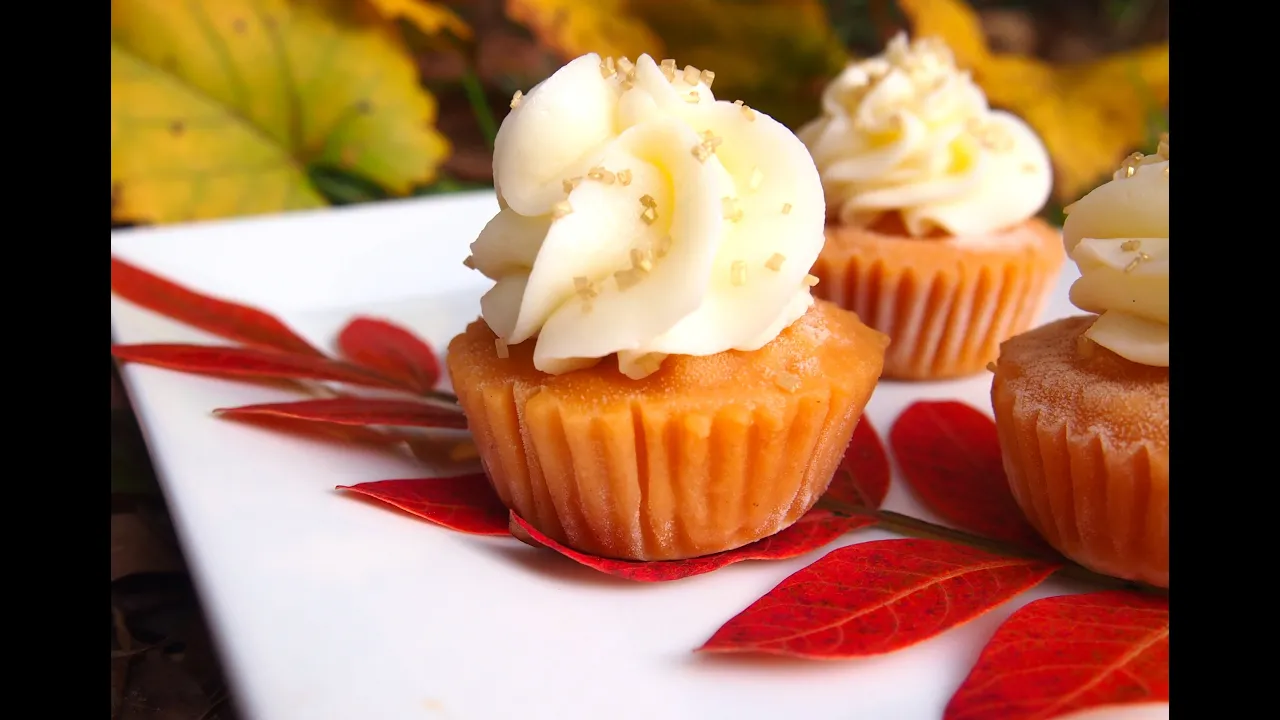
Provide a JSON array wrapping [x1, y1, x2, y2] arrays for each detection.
[[799, 33, 1063, 380], [449, 53, 888, 561], [991, 137, 1169, 588]]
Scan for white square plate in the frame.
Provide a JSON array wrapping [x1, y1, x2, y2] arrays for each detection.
[[110, 193, 1164, 720]]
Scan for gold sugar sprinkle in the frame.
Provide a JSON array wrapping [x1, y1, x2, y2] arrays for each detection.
[[722, 196, 743, 222], [1157, 132, 1169, 160], [699, 129, 723, 150], [587, 166, 616, 184], [683, 65, 700, 85], [494, 338, 509, 359], [614, 268, 642, 291], [635, 353, 664, 375], [1120, 240, 1141, 252], [730, 260, 748, 286], [654, 234, 673, 258], [765, 253, 786, 271], [510, 90, 523, 109], [781, 202, 792, 215], [630, 247, 653, 273], [741, 104, 756, 121], [639, 195, 658, 224], [691, 143, 711, 162], [660, 58, 677, 81], [803, 274, 820, 287], [552, 200, 573, 219], [562, 176, 582, 194], [748, 167, 763, 192], [685, 90, 701, 103], [600, 56, 616, 78], [733, 99, 744, 107], [700, 69, 715, 87], [462, 255, 476, 269], [1022, 163, 1037, 173], [1062, 202, 1076, 215], [1124, 257, 1141, 273], [616, 168, 633, 186], [639, 194, 657, 208], [1163, 166, 1169, 176], [617, 56, 634, 77], [1124, 165, 1136, 178], [775, 372, 801, 392], [986, 361, 998, 373], [1138, 252, 1151, 261]]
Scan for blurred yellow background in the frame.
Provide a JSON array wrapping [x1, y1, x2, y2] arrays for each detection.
[[110, 0, 1168, 227]]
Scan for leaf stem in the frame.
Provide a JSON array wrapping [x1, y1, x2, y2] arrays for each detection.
[[461, 70, 498, 150], [819, 500, 1168, 597]]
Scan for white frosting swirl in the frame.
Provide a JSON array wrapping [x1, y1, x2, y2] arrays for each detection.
[[1062, 139, 1169, 367], [797, 33, 1051, 236], [468, 53, 825, 379]]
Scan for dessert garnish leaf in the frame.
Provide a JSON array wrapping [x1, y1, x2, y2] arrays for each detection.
[[698, 538, 1059, 659], [890, 401, 1051, 551], [944, 591, 1169, 719], [509, 509, 877, 582], [111, 344, 409, 391], [111, 257, 323, 357], [897, 0, 1168, 202], [216, 397, 468, 429], [339, 475, 510, 535], [110, 0, 450, 225], [337, 317, 443, 394], [823, 419, 891, 511]]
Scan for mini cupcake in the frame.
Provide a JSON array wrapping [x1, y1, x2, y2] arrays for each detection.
[[991, 137, 1169, 588], [798, 34, 1063, 380], [448, 53, 888, 561]]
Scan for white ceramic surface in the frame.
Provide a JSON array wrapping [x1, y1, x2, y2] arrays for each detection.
[[110, 193, 1166, 720]]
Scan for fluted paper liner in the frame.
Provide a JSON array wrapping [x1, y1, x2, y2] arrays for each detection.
[[811, 216, 1064, 380], [447, 300, 888, 561], [991, 316, 1168, 588]]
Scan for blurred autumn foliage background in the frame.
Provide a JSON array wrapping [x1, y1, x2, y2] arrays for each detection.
[[110, 0, 1169, 230]]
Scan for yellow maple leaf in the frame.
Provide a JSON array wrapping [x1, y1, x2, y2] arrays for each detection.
[[111, 0, 450, 225], [503, 0, 847, 129], [896, 0, 1169, 203], [364, 0, 473, 40]]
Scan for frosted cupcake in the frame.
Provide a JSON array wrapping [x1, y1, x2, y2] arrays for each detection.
[[991, 138, 1169, 587], [799, 33, 1063, 380], [448, 53, 888, 561]]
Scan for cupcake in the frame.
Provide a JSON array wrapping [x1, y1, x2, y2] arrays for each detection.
[[798, 33, 1063, 380], [990, 137, 1169, 587], [448, 53, 888, 561]]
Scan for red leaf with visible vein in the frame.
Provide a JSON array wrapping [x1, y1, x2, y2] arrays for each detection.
[[112, 345, 406, 390], [338, 475, 509, 535], [698, 538, 1059, 658], [220, 412, 406, 446], [111, 257, 322, 356], [890, 401, 1050, 550], [824, 418, 891, 510], [337, 317, 442, 394], [510, 509, 877, 582], [216, 398, 467, 429], [945, 591, 1169, 720]]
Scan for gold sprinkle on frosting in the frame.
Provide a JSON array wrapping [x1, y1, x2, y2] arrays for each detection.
[[730, 260, 747, 286], [639, 195, 658, 225], [685, 90, 700, 103], [660, 58, 677, 81], [683, 65, 700, 85], [562, 176, 582, 194], [765, 253, 785, 271], [748, 167, 763, 192], [552, 200, 573, 219], [616, 169, 632, 186], [803, 274, 820, 287], [600, 56, 616, 78], [721, 196, 743, 222], [587, 166, 616, 184], [1120, 240, 1141, 252], [494, 338, 509, 359], [653, 234, 672, 258], [700, 69, 715, 87], [781, 202, 792, 215], [691, 143, 711, 163], [630, 247, 653, 273], [614, 268, 642, 291], [509, 90, 523, 109]]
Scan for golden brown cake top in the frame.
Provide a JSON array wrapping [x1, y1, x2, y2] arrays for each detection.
[[463, 53, 828, 381], [1062, 135, 1169, 367], [798, 33, 1051, 237]]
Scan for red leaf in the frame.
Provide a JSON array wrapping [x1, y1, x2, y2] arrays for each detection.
[[698, 538, 1059, 658], [337, 317, 442, 393], [219, 413, 406, 446], [111, 257, 322, 357], [824, 418, 891, 510], [945, 591, 1169, 720], [890, 401, 1050, 550], [112, 344, 406, 390], [216, 398, 467, 430], [338, 475, 510, 535], [510, 509, 877, 582]]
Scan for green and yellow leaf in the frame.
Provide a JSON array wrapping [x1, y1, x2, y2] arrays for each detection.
[[896, 0, 1169, 202], [110, 0, 450, 224], [503, 0, 848, 128], [364, 0, 473, 41]]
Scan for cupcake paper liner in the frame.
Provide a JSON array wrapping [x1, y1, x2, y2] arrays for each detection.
[[812, 218, 1064, 380]]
